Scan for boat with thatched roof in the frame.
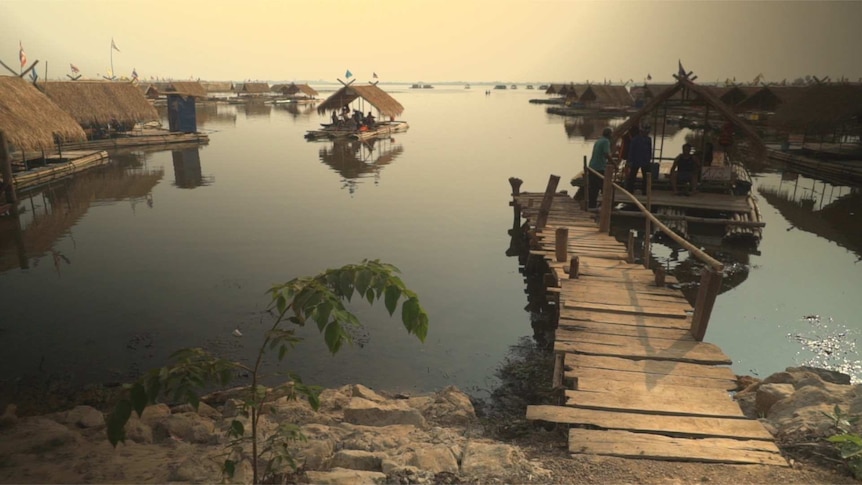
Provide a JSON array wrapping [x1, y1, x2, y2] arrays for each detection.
[[0, 76, 111, 208], [38, 81, 208, 150], [306, 81, 408, 141], [595, 70, 767, 246]]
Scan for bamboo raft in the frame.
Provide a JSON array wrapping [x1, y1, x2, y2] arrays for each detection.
[[305, 121, 409, 141], [10, 150, 110, 191], [511, 180, 786, 466], [58, 130, 209, 151]]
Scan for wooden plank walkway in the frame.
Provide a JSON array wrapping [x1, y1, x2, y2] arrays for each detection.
[[513, 187, 787, 467]]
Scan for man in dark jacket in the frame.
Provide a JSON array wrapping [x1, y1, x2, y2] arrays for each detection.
[[625, 125, 653, 194]]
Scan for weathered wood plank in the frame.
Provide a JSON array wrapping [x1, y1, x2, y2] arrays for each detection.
[[561, 279, 684, 296], [564, 301, 691, 318], [528, 405, 774, 441], [556, 323, 694, 341], [565, 354, 737, 381], [560, 309, 692, 329], [575, 377, 737, 399], [563, 366, 737, 390], [556, 337, 732, 365], [560, 289, 690, 306], [565, 389, 746, 418], [568, 429, 787, 466]]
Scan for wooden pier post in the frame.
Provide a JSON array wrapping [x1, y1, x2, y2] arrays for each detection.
[[555, 227, 568, 263], [598, 164, 614, 233], [690, 267, 724, 341], [508, 177, 523, 196], [581, 156, 588, 210], [568, 255, 579, 279], [654, 265, 666, 287], [626, 229, 636, 264], [0, 131, 19, 217], [642, 173, 652, 268], [535, 175, 560, 231]]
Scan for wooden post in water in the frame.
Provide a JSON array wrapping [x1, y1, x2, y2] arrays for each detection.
[[535, 174, 560, 231], [654, 265, 665, 287], [569, 256, 580, 279], [555, 227, 568, 263], [598, 164, 614, 233], [642, 172, 652, 268], [690, 267, 724, 341], [0, 131, 19, 217]]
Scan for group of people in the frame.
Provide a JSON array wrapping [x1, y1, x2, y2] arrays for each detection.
[[586, 125, 701, 208], [330, 106, 376, 131]]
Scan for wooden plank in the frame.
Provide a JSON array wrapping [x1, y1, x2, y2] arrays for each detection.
[[568, 429, 787, 466], [561, 288, 689, 306], [560, 308, 692, 329], [565, 354, 736, 381], [556, 322, 694, 341], [527, 405, 773, 441], [564, 301, 690, 319], [575, 377, 737, 398], [560, 278, 683, 294], [564, 366, 737, 390], [556, 336, 732, 365], [565, 389, 745, 418]]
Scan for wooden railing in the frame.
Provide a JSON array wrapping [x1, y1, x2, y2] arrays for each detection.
[[581, 156, 724, 341]]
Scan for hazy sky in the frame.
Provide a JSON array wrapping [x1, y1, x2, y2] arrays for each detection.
[[2, 0, 860, 84]]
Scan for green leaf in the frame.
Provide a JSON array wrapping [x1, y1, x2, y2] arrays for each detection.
[[384, 285, 401, 316], [313, 301, 333, 332], [323, 322, 344, 354], [223, 459, 236, 478], [229, 419, 245, 438], [130, 382, 148, 418], [355, 269, 372, 296], [402, 297, 420, 330], [106, 399, 132, 447], [187, 390, 200, 410], [414, 311, 429, 342], [365, 287, 375, 305]]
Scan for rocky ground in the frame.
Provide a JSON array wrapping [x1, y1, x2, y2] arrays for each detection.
[[0, 366, 860, 484]]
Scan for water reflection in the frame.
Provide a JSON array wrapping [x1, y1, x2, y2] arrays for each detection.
[[196, 102, 238, 127], [272, 101, 317, 120], [318, 138, 404, 194], [758, 172, 862, 260], [243, 100, 272, 118], [0, 165, 164, 276], [171, 145, 213, 189]]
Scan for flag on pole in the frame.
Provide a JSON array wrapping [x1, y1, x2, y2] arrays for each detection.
[[131, 68, 138, 80], [111, 38, 120, 52], [646, 73, 652, 81], [373, 72, 378, 79], [19, 41, 26, 68], [70, 63, 80, 73], [345, 69, 353, 79]]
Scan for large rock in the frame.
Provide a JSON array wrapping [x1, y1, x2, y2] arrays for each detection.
[[330, 449, 384, 471], [171, 454, 222, 482], [171, 401, 221, 420], [787, 366, 852, 385], [53, 405, 105, 429], [123, 415, 154, 444], [404, 445, 460, 474], [755, 383, 795, 416], [152, 413, 219, 444], [343, 398, 426, 427], [418, 386, 477, 427], [305, 468, 387, 484], [0, 417, 79, 455], [461, 441, 524, 477]]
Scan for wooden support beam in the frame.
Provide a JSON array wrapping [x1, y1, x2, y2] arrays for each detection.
[[555, 227, 568, 262], [643, 173, 652, 268], [0, 131, 19, 217], [654, 266, 666, 287], [568, 255, 580, 279], [535, 174, 560, 230], [598, 164, 614, 233], [690, 268, 724, 341], [626, 229, 636, 264], [508, 176, 523, 196]]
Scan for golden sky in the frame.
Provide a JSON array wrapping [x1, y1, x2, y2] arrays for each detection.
[[1, 0, 860, 84]]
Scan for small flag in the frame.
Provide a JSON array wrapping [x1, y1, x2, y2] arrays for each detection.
[[678, 60, 686, 77], [345, 69, 352, 79], [373, 72, 378, 79], [111, 38, 120, 52], [19, 41, 26, 68], [70, 63, 80, 73], [646, 73, 652, 81], [131, 68, 138, 80]]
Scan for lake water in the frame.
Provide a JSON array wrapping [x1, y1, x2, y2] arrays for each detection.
[[1, 83, 860, 403]]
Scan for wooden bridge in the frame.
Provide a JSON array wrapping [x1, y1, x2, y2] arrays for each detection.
[[511, 173, 787, 466]]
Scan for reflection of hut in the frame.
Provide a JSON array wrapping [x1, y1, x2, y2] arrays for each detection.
[[243, 100, 272, 117], [39, 81, 159, 136], [171, 146, 209, 189], [236, 82, 271, 97], [318, 138, 404, 193], [316, 83, 405, 120], [563, 117, 612, 140]]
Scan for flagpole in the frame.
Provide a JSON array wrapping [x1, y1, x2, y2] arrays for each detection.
[[110, 39, 114, 80]]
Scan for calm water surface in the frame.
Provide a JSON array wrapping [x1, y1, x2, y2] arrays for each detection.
[[1, 84, 860, 400]]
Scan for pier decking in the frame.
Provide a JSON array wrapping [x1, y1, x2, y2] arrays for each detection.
[[512, 178, 787, 466]]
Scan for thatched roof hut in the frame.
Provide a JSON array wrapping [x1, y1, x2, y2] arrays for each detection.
[[275, 83, 319, 97], [613, 76, 764, 153], [735, 85, 806, 113], [40, 81, 159, 128], [769, 84, 862, 136], [578, 85, 633, 107], [163, 81, 207, 98], [642, 83, 684, 101], [719, 86, 760, 107], [0, 76, 86, 151], [200, 81, 234, 93], [316, 83, 405, 118], [236, 82, 271, 95], [545, 83, 566, 95]]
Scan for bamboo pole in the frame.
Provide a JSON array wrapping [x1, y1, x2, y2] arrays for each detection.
[[535, 174, 560, 230], [642, 172, 652, 268]]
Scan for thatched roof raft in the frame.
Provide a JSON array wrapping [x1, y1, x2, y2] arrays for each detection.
[[40, 81, 159, 127], [769, 84, 862, 134], [200, 81, 234, 93], [164, 81, 207, 98], [0, 76, 86, 151], [237, 82, 271, 94], [316, 84, 404, 118]]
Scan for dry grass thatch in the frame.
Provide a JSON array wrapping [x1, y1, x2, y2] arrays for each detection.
[[316, 83, 405, 118], [579, 85, 633, 107], [286, 83, 318, 97], [40, 81, 159, 127], [735, 85, 806, 112], [200, 81, 234, 93], [0, 76, 86, 151], [769, 84, 862, 134], [720, 86, 760, 107], [163, 81, 207, 99], [237, 82, 271, 94]]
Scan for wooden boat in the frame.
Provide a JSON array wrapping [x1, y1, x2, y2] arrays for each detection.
[[305, 120, 409, 141], [598, 72, 768, 246]]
